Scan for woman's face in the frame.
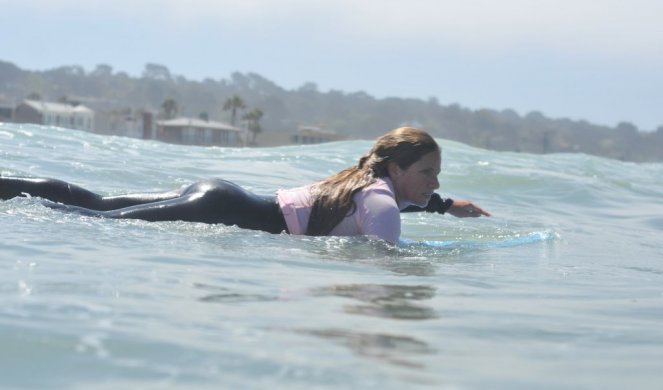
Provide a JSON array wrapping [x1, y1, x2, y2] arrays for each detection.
[[389, 150, 441, 207]]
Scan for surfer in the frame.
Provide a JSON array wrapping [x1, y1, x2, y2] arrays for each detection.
[[0, 127, 489, 244]]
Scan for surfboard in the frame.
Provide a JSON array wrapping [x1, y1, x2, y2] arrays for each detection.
[[400, 231, 555, 249]]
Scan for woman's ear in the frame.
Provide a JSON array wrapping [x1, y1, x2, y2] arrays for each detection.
[[387, 161, 401, 178]]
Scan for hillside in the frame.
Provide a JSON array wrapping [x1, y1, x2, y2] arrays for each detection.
[[1, 60, 661, 162]]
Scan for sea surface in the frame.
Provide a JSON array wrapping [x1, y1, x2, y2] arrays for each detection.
[[1, 123, 662, 389]]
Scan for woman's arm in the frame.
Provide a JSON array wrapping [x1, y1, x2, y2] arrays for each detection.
[[401, 193, 454, 214], [401, 193, 491, 217], [446, 199, 491, 217]]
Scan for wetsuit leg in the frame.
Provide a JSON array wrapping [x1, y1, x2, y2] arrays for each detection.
[[1, 176, 182, 210], [96, 191, 183, 210], [50, 179, 288, 234], [1, 177, 103, 207]]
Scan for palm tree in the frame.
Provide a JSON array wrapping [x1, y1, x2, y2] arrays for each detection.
[[222, 94, 246, 126], [161, 98, 178, 119], [243, 108, 264, 145]]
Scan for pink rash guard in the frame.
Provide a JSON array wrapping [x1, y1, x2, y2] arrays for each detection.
[[276, 177, 409, 244]]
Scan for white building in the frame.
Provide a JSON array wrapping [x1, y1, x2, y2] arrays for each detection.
[[291, 125, 346, 144], [156, 117, 246, 146], [14, 99, 95, 131]]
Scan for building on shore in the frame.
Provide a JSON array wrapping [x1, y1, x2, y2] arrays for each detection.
[[95, 110, 156, 140], [291, 125, 347, 144], [0, 102, 13, 122], [156, 117, 245, 147], [13, 99, 94, 131]]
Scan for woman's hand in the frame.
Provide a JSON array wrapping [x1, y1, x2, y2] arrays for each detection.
[[447, 199, 491, 218]]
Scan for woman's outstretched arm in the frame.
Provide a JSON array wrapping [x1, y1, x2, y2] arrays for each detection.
[[446, 199, 491, 217], [401, 193, 454, 214], [401, 193, 491, 217]]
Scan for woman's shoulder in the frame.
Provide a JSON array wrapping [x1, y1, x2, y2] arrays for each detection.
[[364, 177, 394, 193], [356, 177, 398, 209], [352, 177, 401, 243]]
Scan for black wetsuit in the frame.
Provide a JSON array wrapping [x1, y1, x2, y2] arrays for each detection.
[[1, 176, 452, 235], [0, 177, 288, 234]]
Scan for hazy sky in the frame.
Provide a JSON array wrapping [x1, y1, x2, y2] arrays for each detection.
[[2, 0, 662, 130]]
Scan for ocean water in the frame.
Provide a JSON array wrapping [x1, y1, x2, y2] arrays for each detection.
[[1, 123, 662, 390]]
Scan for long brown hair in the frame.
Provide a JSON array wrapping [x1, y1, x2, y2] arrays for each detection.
[[305, 127, 439, 235]]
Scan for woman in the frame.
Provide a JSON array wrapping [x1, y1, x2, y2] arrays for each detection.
[[1, 127, 489, 244]]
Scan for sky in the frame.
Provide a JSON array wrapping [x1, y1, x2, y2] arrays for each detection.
[[2, 0, 662, 130]]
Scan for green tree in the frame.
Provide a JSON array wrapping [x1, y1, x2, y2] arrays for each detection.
[[243, 108, 264, 144], [91, 64, 113, 78], [143, 63, 172, 81], [161, 98, 178, 119], [223, 94, 246, 126]]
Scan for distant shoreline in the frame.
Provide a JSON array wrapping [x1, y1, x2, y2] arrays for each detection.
[[1, 60, 661, 162]]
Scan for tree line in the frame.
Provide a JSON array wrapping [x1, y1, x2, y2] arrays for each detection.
[[0, 60, 661, 162]]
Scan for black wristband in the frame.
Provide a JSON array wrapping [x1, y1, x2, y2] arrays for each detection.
[[401, 193, 454, 214], [421, 193, 452, 214], [440, 197, 454, 213]]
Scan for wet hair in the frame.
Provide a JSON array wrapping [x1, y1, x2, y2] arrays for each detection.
[[305, 127, 439, 236]]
